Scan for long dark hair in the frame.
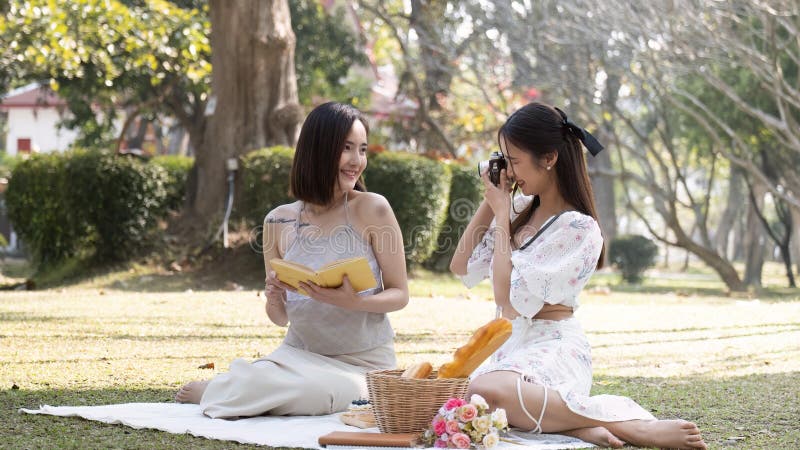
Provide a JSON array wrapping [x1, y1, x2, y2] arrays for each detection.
[[290, 102, 368, 205], [498, 102, 605, 268]]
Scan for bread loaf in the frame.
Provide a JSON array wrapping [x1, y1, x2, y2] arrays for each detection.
[[340, 401, 376, 428], [340, 409, 376, 428], [400, 361, 433, 379], [437, 318, 512, 378]]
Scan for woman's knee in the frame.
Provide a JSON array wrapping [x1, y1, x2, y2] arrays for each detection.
[[468, 376, 511, 409]]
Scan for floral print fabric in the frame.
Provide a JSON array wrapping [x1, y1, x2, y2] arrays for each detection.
[[462, 195, 655, 424], [509, 210, 601, 317], [460, 195, 602, 318], [471, 317, 655, 423]]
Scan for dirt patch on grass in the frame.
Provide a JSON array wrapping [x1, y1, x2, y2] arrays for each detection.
[[101, 236, 266, 293], [192, 238, 265, 290]]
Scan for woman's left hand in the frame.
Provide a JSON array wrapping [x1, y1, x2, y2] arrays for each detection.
[[481, 168, 512, 218], [298, 276, 360, 310]]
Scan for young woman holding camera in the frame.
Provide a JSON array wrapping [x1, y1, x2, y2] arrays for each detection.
[[451, 102, 706, 449], [176, 102, 409, 418]]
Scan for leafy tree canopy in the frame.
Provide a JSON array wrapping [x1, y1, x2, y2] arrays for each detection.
[[290, 0, 369, 106], [0, 0, 211, 147], [1, 0, 370, 148]]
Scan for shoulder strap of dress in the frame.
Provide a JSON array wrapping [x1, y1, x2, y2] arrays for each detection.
[[518, 210, 574, 251], [343, 191, 352, 226], [295, 202, 305, 234]]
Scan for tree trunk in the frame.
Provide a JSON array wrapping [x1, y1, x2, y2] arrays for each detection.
[[731, 207, 746, 261], [792, 207, 800, 280], [750, 187, 797, 288], [780, 239, 796, 288], [407, 0, 456, 155], [189, 0, 302, 224], [410, 0, 451, 111], [674, 231, 745, 291], [491, 0, 535, 90], [588, 72, 619, 261], [166, 126, 186, 155], [743, 183, 766, 287], [789, 208, 800, 277], [665, 212, 746, 292], [714, 166, 744, 258], [127, 118, 149, 150], [589, 147, 616, 248]]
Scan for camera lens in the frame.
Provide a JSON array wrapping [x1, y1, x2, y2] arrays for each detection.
[[477, 160, 489, 177]]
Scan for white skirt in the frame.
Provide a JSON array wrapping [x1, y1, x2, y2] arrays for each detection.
[[471, 316, 655, 423], [200, 342, 396, 419]]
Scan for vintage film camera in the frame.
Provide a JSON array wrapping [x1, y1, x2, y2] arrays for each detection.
[[477, 151, 507, 186]]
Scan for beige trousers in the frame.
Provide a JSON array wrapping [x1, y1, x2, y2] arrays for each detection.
[[200, 342, 396, 419]]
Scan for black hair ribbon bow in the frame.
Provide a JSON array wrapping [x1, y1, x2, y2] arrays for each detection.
[[554, 107, 605, 156]]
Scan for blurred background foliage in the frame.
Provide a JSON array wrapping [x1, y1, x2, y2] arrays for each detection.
[[0, 0, 798, 290]]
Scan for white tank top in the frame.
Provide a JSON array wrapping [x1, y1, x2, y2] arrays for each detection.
[[280, 194, 394, 355]]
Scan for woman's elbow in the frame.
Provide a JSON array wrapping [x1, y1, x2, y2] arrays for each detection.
[[398, 295, 410, 310], [449, 259, 467, 276], [390, 290, 409, 312], [385, 286, 410, 311]]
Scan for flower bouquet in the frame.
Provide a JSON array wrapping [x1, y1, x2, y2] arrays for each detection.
[[421, 394, 509, 449]]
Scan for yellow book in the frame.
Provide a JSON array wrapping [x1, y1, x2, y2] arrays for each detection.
[[269, 256, 378, 296]]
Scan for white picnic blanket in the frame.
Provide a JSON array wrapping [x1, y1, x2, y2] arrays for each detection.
[[19, 403, 593, 449]]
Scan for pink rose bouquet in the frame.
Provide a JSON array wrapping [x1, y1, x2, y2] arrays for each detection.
[[421, 394, 509, 449]]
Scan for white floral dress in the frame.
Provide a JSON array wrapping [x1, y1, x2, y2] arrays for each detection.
[[462, 195, 655, 423]]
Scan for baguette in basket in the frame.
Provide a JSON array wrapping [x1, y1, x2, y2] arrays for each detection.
[[437, 318, 512, 378], [400, 361, 433, 379]]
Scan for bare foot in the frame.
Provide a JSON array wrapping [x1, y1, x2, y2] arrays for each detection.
[[562, 426, 625, 448], [612, 419, 706, 450], [175, 380, 209, 404]]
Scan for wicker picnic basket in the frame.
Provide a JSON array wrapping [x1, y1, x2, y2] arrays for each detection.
[[366, 369, 469, 434]]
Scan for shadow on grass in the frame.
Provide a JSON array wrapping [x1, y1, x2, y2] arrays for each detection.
[[589, 321, 799, 335], [403, 321, 800, 349], [590, 272, 800, 300], [0, 312, 65, 323], [3, 372, 798, 449], [592, 281, 799, 300], [6, 244, 798, 300], [591, 323, 800, 349], [604, 283, 729, 297], [0, 245, 266, 293], [394, 330, 473, 342], [99, 272, 263, 293]]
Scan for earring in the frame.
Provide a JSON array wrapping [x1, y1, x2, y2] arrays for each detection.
[[546, 165, 552, 171]]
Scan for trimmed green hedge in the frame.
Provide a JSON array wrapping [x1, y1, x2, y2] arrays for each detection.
[[6, 151, 168, 266], [239, 146, 295, 224], [364, 151, 452, 266], [5, 153, 81, 265], [67, 152, 168, 261], [424, 163, 483, 271], [609, 234, 659, 284], [7, 146, 459, 272], [239, 147, 454, 267], [150, 155, 193, 212]]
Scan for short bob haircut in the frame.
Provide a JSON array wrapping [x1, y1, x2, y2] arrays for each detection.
[[290, 102, 369, 205]]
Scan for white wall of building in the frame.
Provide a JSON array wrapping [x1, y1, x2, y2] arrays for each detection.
[[5, 107, 80, 155]]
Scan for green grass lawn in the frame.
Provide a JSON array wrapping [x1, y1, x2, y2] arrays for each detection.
[[1, 262, 799, 449]]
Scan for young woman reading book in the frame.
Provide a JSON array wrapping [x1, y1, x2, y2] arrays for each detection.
[[450, 102, 706, 449], [176, 102, 409, 418]]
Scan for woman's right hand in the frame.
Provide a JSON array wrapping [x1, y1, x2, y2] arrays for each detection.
[[264, 270, 292, 326], [480, 168, 512, 219], [265, 270, 294, 304]]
